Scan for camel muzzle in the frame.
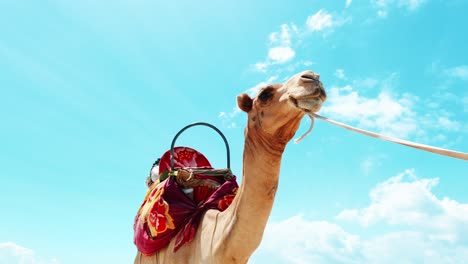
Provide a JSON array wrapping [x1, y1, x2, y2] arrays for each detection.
[[300, 72, 320, 83]]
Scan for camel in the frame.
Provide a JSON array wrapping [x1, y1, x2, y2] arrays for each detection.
[[134, 70, 327, 264]]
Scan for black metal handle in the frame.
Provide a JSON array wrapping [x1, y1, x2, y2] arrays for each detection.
[[170, 122, 230, 171]]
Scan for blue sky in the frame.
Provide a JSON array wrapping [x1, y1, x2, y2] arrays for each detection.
[[1, 0, 467, 263]]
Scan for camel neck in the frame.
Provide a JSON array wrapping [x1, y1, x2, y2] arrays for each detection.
[[220, 129, 286, 262], [241, 131, 284, 192]]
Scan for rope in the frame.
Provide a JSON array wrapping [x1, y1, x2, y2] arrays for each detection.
[[294, 113, 468, 161]]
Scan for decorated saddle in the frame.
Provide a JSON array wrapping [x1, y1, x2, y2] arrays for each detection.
[[133, 146, 238, 255]]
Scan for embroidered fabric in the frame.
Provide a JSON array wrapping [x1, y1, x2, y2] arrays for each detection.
[[134, 147, 239, 255]]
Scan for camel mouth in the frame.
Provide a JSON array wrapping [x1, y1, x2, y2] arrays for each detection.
[[300, 73, 319, 83], [289, 95, 323, 113]]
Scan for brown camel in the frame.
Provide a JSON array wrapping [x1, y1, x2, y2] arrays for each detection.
[[134, 70, 326, 264]]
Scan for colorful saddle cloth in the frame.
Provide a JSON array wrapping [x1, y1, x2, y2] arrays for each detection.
[[133, 147, 238, 255]]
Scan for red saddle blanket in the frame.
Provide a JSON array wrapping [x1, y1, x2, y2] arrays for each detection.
[[134, 176, 238, 255]]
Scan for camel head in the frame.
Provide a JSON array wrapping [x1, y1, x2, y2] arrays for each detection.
[[237, 70, 326, 147]]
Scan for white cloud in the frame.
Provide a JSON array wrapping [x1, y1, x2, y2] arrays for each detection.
[[444, 65, 468, 81], [426, 62, 468, 124], [337, 169, 468, 238], [268, 46, 296, 64], [254, 24, 299, 71], [0, 242, 59, 264], [257, 215, 361, 264], [335, 69, 346, 80], [377, 10, 388, 17], [254, 10, 348, 72], [360, 155, 385, 175], [320, 84, 419, 138], [361, 231, 468, 264], [372, 0, 389, 8], [305, 10, 350, 33], [372, 0, 428, 17], [352, 78, 378, 89], [319, 75, 463, 141], [219, 108, 241, 128], [253, 170, 468, 264], [398, 0, 427, 10], [346, 0, 353, 8], [437, 117, 461, 131], [306, 10, 334, 32], [269, 24, 297, 47], [254, 62, 268, 73]]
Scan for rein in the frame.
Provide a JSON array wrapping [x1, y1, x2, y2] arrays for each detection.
[[294, 113, 468, 161]]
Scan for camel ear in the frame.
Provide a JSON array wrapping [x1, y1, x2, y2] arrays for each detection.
[[237, 93, 253, 113]]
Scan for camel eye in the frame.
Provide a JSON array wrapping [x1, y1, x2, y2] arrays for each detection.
[[258, 88, 274, 102]]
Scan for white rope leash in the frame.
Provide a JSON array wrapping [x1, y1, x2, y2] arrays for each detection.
[[293, 115, 315, 144], [294, 113, 468, 161]]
